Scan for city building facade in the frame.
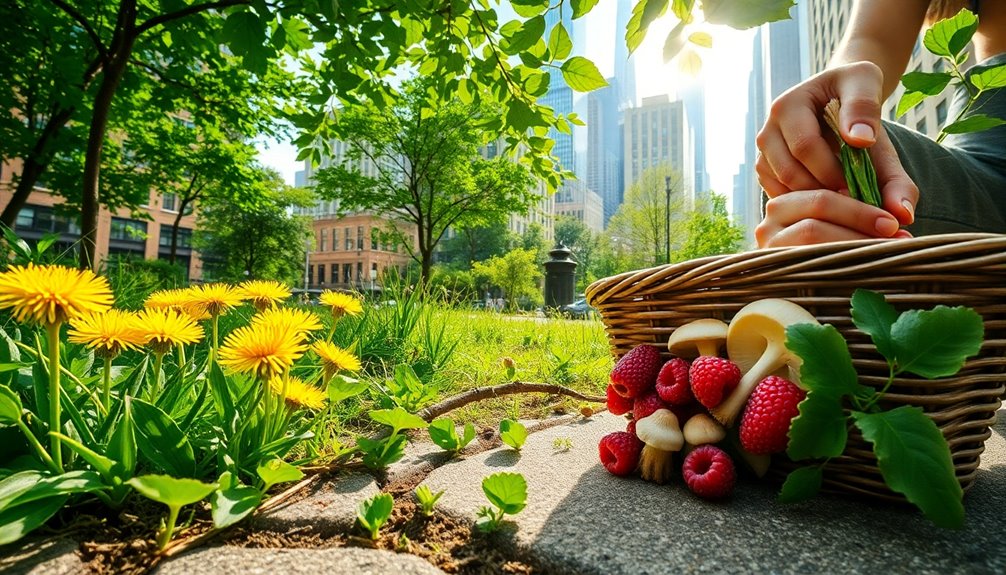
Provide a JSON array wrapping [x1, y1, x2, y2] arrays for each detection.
[[622, 95, 693, 201], [553, 178, 604, 234]]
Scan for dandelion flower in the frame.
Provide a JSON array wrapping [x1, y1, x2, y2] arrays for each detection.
[[252, 307, 323, 336], [312, 340, 361, 379], [134, 307, 204, 355], [0, 264, 113, 326], [239, 280, 291, 312], [218, 323, 307, 380], [145, 288, 188, 310], [183, 283, 244, 318], [268, 375, 327, 410], [68, 309, 144, 359], [318, 290, 363, 319]]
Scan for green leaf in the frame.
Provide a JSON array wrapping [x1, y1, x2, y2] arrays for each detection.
[[221, 10, 267, 57], [511, 0, 549, 18], [499, 419, 528, 451], [504, 15, 545, 55], [923, 8, 978, 59], [901, 71, 953, 95], [559, 56, 608, 92], [356, 492, 394, 539], [787, 391, 849, 460], [257, 458, 304, 491], [107, 405, 137, 479], [328, 374, 369, 403], [672, 0, 696, 22], [0, 494, 68, 545], [852, 407, 963, 528], [130, 397, 197, 477], [0, 471, 45, 509], [687, 31, 713, 48], [211, 484, 262, 529], [850, 289, 899, 361], [896, 90, 929, 118], [50, 432, 117, 481], [127, 475, 217, 508], [460, 422, 476, 450], [970, 63, 1006, 90], [699, 0, 794, 30], [785, 323, 863, 398], [208, 361, 235, 421], [941, 114, 1006, 135], [428, 418, 462, 451], [662, 20, 687, 63], [369, 406, 428, 435], [0, 470, 105, 508], [482, 472, 527, 515], [625, 0, 669, 54], [547, 22, 572, 61], [0, 384, 22, 425], [571, 0, 600, 19], [779, 465, 823, 504], [890, 306, 983, 378]]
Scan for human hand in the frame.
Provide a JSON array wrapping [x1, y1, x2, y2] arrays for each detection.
[[756, 189, 914, 248], [755, 61, 917, 226]]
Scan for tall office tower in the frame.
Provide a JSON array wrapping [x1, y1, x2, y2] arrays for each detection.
[[680, 81, 710, 197], [622, 95, 693, 202], [736, 28, 766, 247], [614, 0, 638, 110], [540, 8, 576, 173], [553, 178, 605, 234], [587, 79, 623, 226], [806, 0, 950, 139]]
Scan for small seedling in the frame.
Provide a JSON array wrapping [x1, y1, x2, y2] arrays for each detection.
[[414, 485, 444, 517], [358, 406, 428, 470], [127, 475, 217, 550], [357, 492, 394, 540], [552, 437, 573, 452], [428, 417, 476, 452], [475, 472, 527, 533], [499, 419, 527, 451]]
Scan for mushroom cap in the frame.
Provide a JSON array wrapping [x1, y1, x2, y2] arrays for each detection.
[[683, 413, 727, 445], [667, 318, 729, 358], [635, 409, 684, 452], [726, 299, 818, 375]]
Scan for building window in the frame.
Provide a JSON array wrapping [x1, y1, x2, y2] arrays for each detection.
[[159, 225, 192, 248], [343, 263, 352, 283], [916, 118, 928, 135], [936, 100, 948, 126], [162, 193, 177, 212], [371, 227, 379, 250], [356, 226, 364, 250], [330, 265, 338, 284], [345, 227, 352, 250], [318, 264, 326, 285], [332, 228, 339, 251], [15, 207, 34, 229], [110, 218, 148, 241], [320, 228, 327, 252], [371, 262, 378, 281], [357, 261, 363, 283]]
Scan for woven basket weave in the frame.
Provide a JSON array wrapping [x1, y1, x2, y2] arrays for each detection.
[[585, 233, 1006, 500]]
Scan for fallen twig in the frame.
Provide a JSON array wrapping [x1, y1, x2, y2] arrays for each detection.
[[416, 381, 606, 422]]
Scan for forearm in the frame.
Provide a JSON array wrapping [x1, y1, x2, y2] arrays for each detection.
[[828, 0, 930, 100]]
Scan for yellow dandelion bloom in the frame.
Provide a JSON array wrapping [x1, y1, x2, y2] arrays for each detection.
[[238, 280, 291, 312], [318, 290, 363, 319], [145, 288, 188, 310], [183, 283, 244, 318], [268, 375, 327, 410], [312, 340, 361, 378], [251, 307, 322, 336], [134, 307, 204, 355], [218, 323, 307, 380], [0, 264, 113, 326], [68, 309, 144, 358]]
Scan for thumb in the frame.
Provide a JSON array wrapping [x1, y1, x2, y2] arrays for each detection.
[[833, 62, 884, 148]]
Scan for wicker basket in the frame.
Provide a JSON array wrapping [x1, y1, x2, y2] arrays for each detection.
[[585, 233, 1006, 501]]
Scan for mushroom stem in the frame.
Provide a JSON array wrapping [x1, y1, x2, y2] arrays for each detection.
[[710, 341, 787, 427], [696, 341, 720, 357], [639, 447, 675, 484]]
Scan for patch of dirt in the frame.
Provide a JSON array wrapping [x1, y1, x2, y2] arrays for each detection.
[[65, 499, 167, 575]]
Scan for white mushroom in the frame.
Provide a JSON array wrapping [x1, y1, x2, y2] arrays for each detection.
[[683, 413, 726, 446], [635, 409, 684, 484], [666, 319, 729, 359], [710, 299, 818, 428]]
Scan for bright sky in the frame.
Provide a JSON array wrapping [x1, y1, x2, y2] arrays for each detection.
[[256, 5, 758, 201]]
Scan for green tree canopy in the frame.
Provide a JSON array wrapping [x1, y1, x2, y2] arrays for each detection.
[[673, 191, 745, 262], [472, 248, 543, 312], [607, 164, 687, 267]]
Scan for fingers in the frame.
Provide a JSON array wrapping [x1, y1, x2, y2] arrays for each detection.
[[870, 126, 919, 226], [834, 62, 884, 147], [756, 189, 902, 248]]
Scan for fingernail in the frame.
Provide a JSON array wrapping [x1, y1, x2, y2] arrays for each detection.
[[875, 217, 899, 236], [849, 123, 875, 142], [901, 199, 915, 222]]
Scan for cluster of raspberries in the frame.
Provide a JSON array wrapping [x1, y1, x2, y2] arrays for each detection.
[[598, 344, 805, 499]]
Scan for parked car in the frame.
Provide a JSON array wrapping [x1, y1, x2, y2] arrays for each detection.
[[560, 298, 597, 319]]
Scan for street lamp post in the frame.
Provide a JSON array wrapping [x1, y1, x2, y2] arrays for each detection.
[[303, 237, 310, 291], [664, 175, 671, 264]]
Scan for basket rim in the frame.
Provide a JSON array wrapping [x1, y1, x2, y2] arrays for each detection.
[[585, 232, 1006, 306]]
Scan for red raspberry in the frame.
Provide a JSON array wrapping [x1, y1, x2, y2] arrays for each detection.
[[610, 345, 662, 399], [682, 445, 736, 499], [606, 384, 634, 416], [655, 358, 693, 405], [598, 431, 642, 477], [632, 391, 667, 421], [739, 375, 807, 455], [625, 419, 637, 437], [689, 356, 741, 409]]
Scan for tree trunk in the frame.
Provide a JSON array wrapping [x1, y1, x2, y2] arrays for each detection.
[[0, 107, 75, 227], [79, 3, 137, 270]]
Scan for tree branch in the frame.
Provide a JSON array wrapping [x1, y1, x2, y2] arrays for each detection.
[[48, 0, 110, 63], [416, 381, 606, 422], [136, 0, 250, 35]]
